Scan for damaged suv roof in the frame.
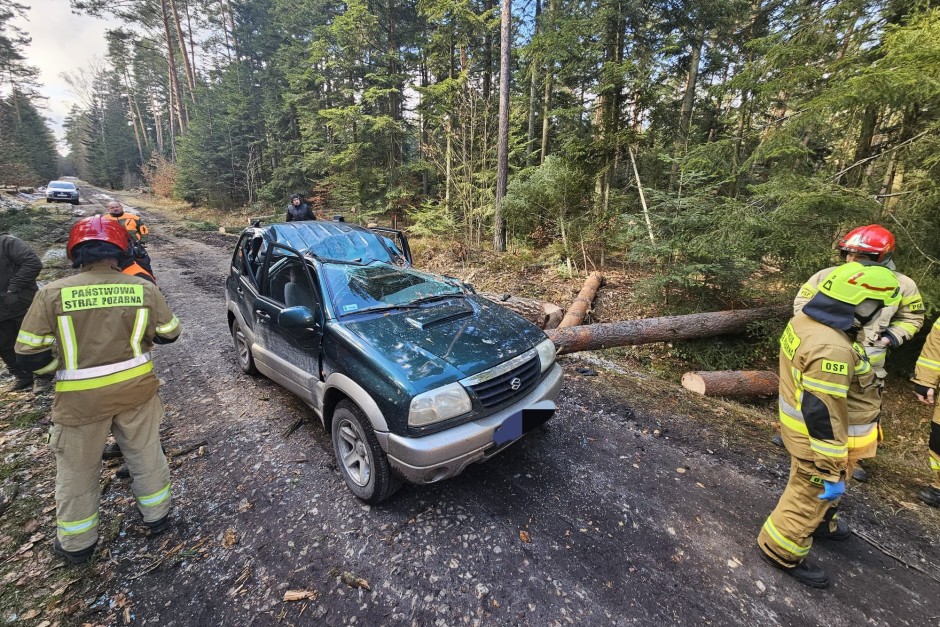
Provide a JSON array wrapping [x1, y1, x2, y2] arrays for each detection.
[[258, 221, 404, 265]]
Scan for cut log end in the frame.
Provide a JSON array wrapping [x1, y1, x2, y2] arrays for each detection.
[[681, 370, 780, 398]]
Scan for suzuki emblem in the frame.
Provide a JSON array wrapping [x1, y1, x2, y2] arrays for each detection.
[[510, 377, 522, 391]]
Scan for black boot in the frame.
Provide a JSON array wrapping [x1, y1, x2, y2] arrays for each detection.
[[851, 467, 869, 482], [1, 377, 32, 393], [918, 486, 940, 508], [53, 538, 97, 565], [759, 549, 830, 588], [812, 517, 851, 541], [102, 442, 123, 460], [771, 434, 784, 448], [145, 513, 171, 535]]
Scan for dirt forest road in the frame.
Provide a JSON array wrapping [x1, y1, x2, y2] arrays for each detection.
[[60, 186, 940, 625]]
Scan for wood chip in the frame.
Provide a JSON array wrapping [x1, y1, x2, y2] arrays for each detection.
[[283, 589, 317, 602], [223, 529, 238, 548], [519, 530, 531, 543], [341, 572, 370, 590]]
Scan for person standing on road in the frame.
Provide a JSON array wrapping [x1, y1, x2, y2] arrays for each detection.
[[104, 201, 154, 278], [0, 232, 42, 393], [912, 318, 940, 507], [285, 193, 315, 222], [783, 225, 924, 483], [14, 216, 181, 565], [758, 262, 900, 589]]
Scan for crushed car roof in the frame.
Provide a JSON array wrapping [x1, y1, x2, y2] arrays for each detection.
[[257, 221, 398, 265]]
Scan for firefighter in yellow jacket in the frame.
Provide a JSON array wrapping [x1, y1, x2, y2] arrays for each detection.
[[14, 216, 180, 565], [790, 225, 924, 482], [758, 262, 900, 588], [913, 318, 940, 507]]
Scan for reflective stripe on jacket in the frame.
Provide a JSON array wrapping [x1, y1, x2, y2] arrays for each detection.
[[914, 319, 940, 389], [13, 262, 180, 426], [104, 212, 150, 242], [778, 313, 859, 481], [794, 266, 924, 352]]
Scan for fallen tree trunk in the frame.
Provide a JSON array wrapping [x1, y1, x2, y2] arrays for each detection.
[[480, 292, 564, 329], [558, 272, 604, 328], [546, 305, 789, 355], [681, 370, 779, 397]]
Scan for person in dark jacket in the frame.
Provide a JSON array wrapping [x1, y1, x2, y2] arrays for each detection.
[[286, 194, 315, 222], [0, 233, 42, 392]]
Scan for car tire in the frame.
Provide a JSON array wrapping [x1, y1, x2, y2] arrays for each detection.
[[331, 400, 401, 504], [231, 318, 258, 375], [46, 198, 52, 203], [71, 199, 80, 205]]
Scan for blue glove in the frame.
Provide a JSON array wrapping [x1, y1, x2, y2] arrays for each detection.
[[818, 480, 845, 501]]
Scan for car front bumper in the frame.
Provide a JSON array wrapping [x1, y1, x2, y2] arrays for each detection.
[[379, 362, 563, 484]]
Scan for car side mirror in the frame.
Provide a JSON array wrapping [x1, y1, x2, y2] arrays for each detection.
[[278, 305, 319, 331]]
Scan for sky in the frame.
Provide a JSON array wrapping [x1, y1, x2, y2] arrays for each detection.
[[13, 0, 110, 153]]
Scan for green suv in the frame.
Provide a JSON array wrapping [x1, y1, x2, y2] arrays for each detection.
[[225, 220, 562, 502]]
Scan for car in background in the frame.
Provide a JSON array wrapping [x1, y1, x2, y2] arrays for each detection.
[[225, 219, 562, 503], [46, 180, 80, 205]]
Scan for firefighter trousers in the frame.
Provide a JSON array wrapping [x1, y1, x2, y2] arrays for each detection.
[[930, 404, 940, 490], [758, 456, 839, 567], [49, 394, 171, 552]]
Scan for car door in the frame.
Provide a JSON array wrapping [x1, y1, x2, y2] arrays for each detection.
[[254, 244, 323, 405], [228, 232, 264, 335], [369, 227, 412, 266]]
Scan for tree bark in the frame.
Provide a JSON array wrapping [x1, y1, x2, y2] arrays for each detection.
[[546, 305, 789, 355], [168, 0, 197, 101], [479, 292, 563, 329], [681, 370, 779, 397], [670, 26, 705, 190], [160, 0, 187, 133], [526, 0, 541, 167], [539, 0, 554, 163], [493, 0, 511, 252], [558, 271, 605, 328]]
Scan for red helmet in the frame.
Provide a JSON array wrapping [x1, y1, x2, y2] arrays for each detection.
[[837, 224, 895, 263], [67, 215, 131, 259]]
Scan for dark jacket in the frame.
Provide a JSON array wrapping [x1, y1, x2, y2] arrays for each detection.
[[286, 203, 315, 222], [0, 233, 42, 322]]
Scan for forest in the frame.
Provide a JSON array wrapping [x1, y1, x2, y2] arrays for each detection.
[[2, 0, 939, 320]]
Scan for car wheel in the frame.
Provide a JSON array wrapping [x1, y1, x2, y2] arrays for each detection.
[[231, 319, 258, 375], [331, 400, 401, 504], [71, 199, 80, 205], [46, 198, 52, 203]]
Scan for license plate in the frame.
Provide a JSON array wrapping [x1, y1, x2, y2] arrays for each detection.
[[55, 193, 68, 197], [492, 400, 556, 445]]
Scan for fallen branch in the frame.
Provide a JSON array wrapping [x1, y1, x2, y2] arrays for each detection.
[[282, 416, 305, 439], [129, 542, 186, 580], [851, 528, 940, 585], [169, 439, 209, 458], [681, 370, 779, 398]]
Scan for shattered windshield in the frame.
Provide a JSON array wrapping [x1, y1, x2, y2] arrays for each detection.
[[322, 262, 461, 315]]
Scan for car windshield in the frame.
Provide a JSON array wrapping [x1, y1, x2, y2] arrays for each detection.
[[322, 262, 462, 315], [49, 182, 75, 190]]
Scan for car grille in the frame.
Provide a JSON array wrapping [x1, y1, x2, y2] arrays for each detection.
[[467, 356, 540, 408]]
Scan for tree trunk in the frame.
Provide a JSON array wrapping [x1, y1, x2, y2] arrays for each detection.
[[160, 0, 186, 133], [479, 292, 563, 329], [525, 0, 541, 167], [493, 0, 511, 252], [558, 272, 605, 328], [845, 105, 878, 188], [681, 370, 779, 397], [539, 0, 554, 164], [546, 306, 789, 355], [669, 26, 705, 190], [483, 0, 494, 102], [168, 0, 197, 101]]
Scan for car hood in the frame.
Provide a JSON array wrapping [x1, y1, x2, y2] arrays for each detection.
[[340, 296, 546, 391]]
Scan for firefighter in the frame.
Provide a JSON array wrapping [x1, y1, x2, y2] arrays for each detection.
[[14, 216, 181, 565], [758, 262, 900, 588], [912, 318, 940, 507], [783, 225, 924, 482]]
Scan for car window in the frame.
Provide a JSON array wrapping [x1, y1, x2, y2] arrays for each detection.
[[262, 246, 318, 309], [322, 263, 461, 314]]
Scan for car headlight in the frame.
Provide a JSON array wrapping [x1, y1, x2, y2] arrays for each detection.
[[536, 338, 556, 372], [408, 382, 472, 427]]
